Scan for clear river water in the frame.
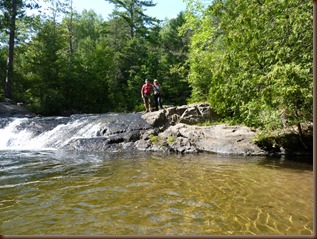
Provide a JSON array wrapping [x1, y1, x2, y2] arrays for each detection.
[[0, 150, 313, 236]]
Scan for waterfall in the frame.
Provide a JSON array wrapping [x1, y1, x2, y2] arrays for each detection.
[[0, 116, 102, 150]]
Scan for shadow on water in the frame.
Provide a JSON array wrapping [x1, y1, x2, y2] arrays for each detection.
[[255, 154, 313, 172]]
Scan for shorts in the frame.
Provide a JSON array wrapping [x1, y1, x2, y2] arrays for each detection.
[[143, 94, 151, 104]]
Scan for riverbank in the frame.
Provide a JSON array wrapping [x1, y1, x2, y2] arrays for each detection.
[[0, 100, 313, 160], [139, 104, 313, 158]]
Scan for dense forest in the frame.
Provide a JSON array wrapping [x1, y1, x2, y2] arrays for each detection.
[[0, 0, 313, 132]]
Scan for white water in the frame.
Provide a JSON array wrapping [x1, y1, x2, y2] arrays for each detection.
[[0, 117, 102, 150]]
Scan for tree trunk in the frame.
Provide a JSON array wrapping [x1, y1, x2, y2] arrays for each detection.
[[295, 110, 308, 150], [68, 0, 74, 55], [297, 122, 308, 150], [5, 0, 17, 99]]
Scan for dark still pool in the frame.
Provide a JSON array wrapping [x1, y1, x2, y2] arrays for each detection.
[[0, 150, 313, 235]]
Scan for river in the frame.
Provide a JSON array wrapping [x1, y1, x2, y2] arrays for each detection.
[[0, 150, 313, 235]]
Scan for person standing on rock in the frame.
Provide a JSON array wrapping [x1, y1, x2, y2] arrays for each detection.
[[141, 79, 153, 112], [153, 79, 163, 111]]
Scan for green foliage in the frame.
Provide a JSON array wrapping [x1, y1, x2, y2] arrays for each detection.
[[167, 136, 175, 144], [17, 19, 67, 114], [0, 0, 192, 115], [158, 12, 191, 106], [183, 0, 313, 130], [0, 0, 41, 99], [149, 134, 160, 144], [105, 0, 160, 38]]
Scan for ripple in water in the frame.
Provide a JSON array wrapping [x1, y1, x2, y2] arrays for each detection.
[[0, 151, 313, 235]]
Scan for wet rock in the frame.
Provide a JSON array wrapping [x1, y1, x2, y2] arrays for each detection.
[[134, 138, 151, 151], [61, 113, 153, 152], [97, 113, 152, 137], [64, 137, 120, 152]]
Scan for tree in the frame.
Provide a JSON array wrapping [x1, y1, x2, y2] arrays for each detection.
[[184, 0, 312, 131], [159, 12, 191, 106], [105, 0, 160, 38], [21, 19, 67, 114], [62, 10, 117, 113], [20, 8, 119, 114], [1, 0, 23, 99], [104, 14, 130, 52], [101, 0, 161, 111], [2, 0, 192, 114], [0, 0, 39, 99]]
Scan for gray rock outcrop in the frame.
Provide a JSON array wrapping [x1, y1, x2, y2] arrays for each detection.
[[135, 104, 265, 155], [141, 103, 219, 129], [0, 101, 266, 155], [66, 104, 265, 155], [0, 99, 35, 118], [135, 123, 265, 155]]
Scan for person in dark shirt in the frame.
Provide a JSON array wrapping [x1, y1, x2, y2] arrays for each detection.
[[153, 79, 163, 111]]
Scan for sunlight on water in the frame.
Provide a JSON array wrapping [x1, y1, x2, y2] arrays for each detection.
[[0, 151, 313, 235]]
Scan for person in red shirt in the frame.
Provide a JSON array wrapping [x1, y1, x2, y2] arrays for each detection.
[[141, 79, 153, 112]]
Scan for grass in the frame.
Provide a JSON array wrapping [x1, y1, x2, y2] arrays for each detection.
[[167, 136, 175, 144]]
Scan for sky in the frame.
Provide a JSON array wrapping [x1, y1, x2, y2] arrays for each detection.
[[71, 0, 187, 21]]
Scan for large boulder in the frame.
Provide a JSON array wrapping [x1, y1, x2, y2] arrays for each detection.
[[0, 99, 35, 118], [178, 103, 219, 125], [137, 103, 265, 155], [140, 110, 168, 128], [141, 103, 219, 128], [135, 123, 265, 155]]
